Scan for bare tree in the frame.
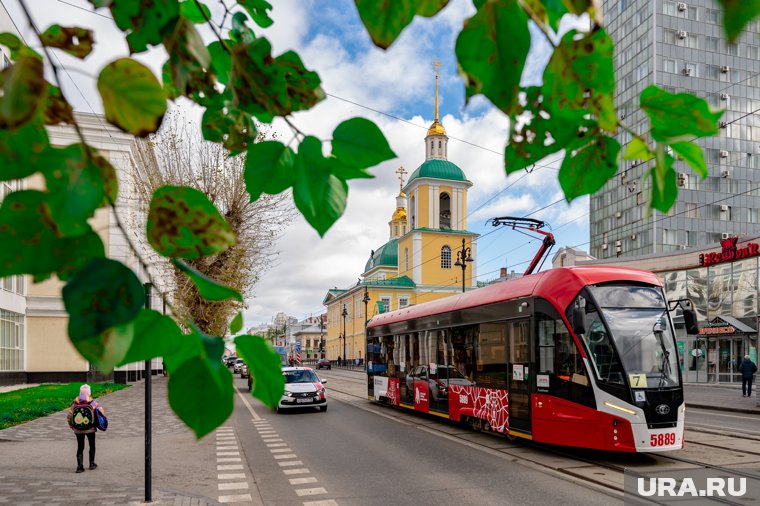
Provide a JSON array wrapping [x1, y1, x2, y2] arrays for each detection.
[[132, 112, 295, 336]]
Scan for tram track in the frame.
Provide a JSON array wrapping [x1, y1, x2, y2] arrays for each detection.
[[322, 371, 760, 503]]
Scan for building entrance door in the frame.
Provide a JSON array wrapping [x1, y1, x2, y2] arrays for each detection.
[[717, 338, 745, 383]]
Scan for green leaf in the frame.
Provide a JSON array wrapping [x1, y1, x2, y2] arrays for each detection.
[[207, 41, 231, 85], [173, 258, 243, 302], [331, 117, 397, 168], [90, 149, 119, 206], [0, 116, 51, 180], [230, 312, 243, 334], [167, 327, 232, 437], [0, 32, 22, 59], [163, 17, 213, 104], [235, 334, 285, 408], [414, 0, 449, 16], [329, 159, 375, 181], [244, 141, 296, 201], [670, 142, 708, 178], [119, 309, 185, 365], [201, 101, 256, 156], [44, 82, 74, 126], [40, 25, 94, 59], [97, 57, 166, 136], [504, 87, 579, 174], [0, 47, 46, 129], [293, 136, 349, 237], [107, 0, 180, 53], [559, 133, 620, 202], [238, 0, 274, 28], [229, 38, 325, 121], [543, 29, 616, 130], [63, 257, 145, 340], [147, 185, 236, 258], [716, 0, 760, 42], [640, 85, 723, 143], [0, 190, 104, 280], [519, 0, 567, 30], [649, 145, 677, 212], [43, 144, 105, 237], [180, 0, 210, 23], [456, 0, 530, 115], [75, 321, 135, 373], [623, 137, 653, 161], [354, 0, 415, 49]]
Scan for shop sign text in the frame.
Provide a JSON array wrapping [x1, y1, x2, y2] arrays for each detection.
[[699, 237, 759, 267]]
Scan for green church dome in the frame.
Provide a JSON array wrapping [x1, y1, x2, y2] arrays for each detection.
[[407, 159, 467, 186], [364, 239, 398, 272]]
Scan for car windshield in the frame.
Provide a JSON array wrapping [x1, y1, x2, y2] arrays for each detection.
[[283, 370, 319, 383], [587, 285, 680, 388], [438, 366, 467, 380]]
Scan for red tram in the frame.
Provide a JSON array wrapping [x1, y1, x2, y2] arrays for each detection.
[[366, 266, 692, 453]]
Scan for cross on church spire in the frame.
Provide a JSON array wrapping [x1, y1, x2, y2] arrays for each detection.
[[395, 166, 407, 193]]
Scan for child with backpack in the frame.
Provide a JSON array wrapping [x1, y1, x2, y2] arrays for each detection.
[[66, 384, 106, 473]]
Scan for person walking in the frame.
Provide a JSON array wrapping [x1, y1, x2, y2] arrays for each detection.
[[66, 384, 105, 473], [739, 355, 758, 397]]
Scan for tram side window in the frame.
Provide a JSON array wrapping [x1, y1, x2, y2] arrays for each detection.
[[367, 334, 389, 375], [450, 325, 477, 383], [476, 322, 508, 388], [536, 311, 594, 408]]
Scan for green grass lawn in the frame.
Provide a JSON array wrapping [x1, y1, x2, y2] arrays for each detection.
[[0, 382, 129, 430]]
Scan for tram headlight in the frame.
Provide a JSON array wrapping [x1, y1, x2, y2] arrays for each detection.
[[604, 401, 636, 415]]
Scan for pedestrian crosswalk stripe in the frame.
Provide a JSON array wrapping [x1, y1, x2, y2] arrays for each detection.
[[295, 487, 327, 497], [282, 468, 310, 475], [270, 448, 292, 453], [273, 454, 298, 459], [289, 477, 318, 485], [218, 494, 253, 503], [278, 460, 304, 467], [302, 501, 339, 506], [217, 457, 242, 463], [218, 482, 249, 491], [217, 464, 244, 471], [218, 473, 247, 480]]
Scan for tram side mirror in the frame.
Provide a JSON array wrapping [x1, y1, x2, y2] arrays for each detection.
[[572, 306, 586, 335], [683, 309, 699, 335]]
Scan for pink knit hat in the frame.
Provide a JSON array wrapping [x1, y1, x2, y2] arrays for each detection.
[[79, 384, 91, 401]]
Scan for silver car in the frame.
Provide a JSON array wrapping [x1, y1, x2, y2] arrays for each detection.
[[276, 367, 328, 413]]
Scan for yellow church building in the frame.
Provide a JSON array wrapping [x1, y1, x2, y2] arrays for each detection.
[[322, 74, 479, 363]]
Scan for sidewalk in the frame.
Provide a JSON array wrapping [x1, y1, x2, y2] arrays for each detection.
[[684, 382, 760, 414], [0, 376, 228, 505]]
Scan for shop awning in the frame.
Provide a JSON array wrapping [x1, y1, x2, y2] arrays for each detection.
[[698, 315, 757, 335]]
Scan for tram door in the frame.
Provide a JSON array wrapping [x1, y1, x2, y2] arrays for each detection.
[[507, 319, 532, 432]]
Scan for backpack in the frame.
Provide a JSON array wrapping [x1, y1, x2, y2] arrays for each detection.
[[71, 401, 95, 431], [95, 409, 108, 432]]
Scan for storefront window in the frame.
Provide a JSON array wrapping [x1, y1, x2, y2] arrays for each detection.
[[733, 259, 758, 317], [687, 268, 708, 322]]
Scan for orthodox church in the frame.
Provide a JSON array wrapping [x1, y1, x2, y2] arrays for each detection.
[[321, 72, 478, 363]]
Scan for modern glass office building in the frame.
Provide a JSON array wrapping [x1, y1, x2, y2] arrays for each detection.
[[592, 0, 760, 259]]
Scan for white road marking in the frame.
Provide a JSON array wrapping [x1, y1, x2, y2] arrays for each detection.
[[278, 460, 304, 467], [283, 468, 310, 475], [219, 473, 247, 480], [274, 454, 298, 459], [217, 451, 241, 456], [218, 494, 253, 503], [289, 477, 318, 485], [217, 464, 244, 471], [219, 482, 249, 491], [270, 448, 293, 453], [217, 457, 242, 463], [234, 385, 260, 421], [302, 501, 338, 506], [217, 446, 239, 450], [295, 488, 327, 497], [267, 443, 288, 447]]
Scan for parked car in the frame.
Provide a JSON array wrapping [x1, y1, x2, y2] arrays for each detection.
[[276, 367, 328, 413], [240, 363, 249, 378], [233, 358, 245, 374], [316, 359, 331, 370], [225, 356, 238, 367], [405, 365, 472, 401]]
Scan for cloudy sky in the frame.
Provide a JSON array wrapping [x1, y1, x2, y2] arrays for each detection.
[[3, 0, 590, 329]]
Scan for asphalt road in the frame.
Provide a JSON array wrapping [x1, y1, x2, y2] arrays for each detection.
[[231, 375, 620, 506], [686, 407, 760, 436]]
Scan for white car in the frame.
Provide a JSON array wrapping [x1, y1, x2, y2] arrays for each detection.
[[277, 367, 328, 413]]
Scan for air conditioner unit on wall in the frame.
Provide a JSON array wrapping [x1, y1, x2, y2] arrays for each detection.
[[721, 65, 730, 73], [615, 211, 622, 218], [721, 93, 730, 100], [601, 243, 608, 250], [677, 173, 687, 187], [615, 239, 622, 246], [721, 169, 730, 178], [631, 234, 637, 240], [720, 205, 729, 211], [677, 2, 687, 11], [678, 31, 688, 39], [678, 244, 687, 250], [722, 232, 731, 239], [720, 150, 729, 158], [682, 67, 692, 76], [719, 121, 728, 128]]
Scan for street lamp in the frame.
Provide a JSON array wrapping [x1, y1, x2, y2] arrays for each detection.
[[454, 237, 474, 293], [362, 287, 370, 371], [341, 303, 348, 367]]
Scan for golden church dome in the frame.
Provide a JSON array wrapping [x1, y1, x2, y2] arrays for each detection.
[[392, 207, 407, 221], [427, 119, 446, 136]]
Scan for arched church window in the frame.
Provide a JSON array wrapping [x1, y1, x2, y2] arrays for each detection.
[[441, 245, 452, 269], [439, 192, 451, 229], [410, 196, 416, 228], [404, 248, 409, 272]]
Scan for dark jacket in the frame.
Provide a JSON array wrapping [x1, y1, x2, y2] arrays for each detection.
[[739, 358, 758, 379]]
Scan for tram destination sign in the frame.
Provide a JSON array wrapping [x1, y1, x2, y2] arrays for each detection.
[[699, 237, 759, 267]]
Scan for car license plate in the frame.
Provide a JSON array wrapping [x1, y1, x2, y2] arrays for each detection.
[[296, 398, 312, 404]]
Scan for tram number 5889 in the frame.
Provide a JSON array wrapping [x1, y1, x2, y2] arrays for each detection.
[[650, 433, 676, 446]]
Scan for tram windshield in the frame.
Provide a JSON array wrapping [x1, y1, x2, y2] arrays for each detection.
[[586, 285, 680, 388]]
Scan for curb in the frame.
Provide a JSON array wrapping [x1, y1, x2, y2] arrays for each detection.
[[686, 403, 760, 415]]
